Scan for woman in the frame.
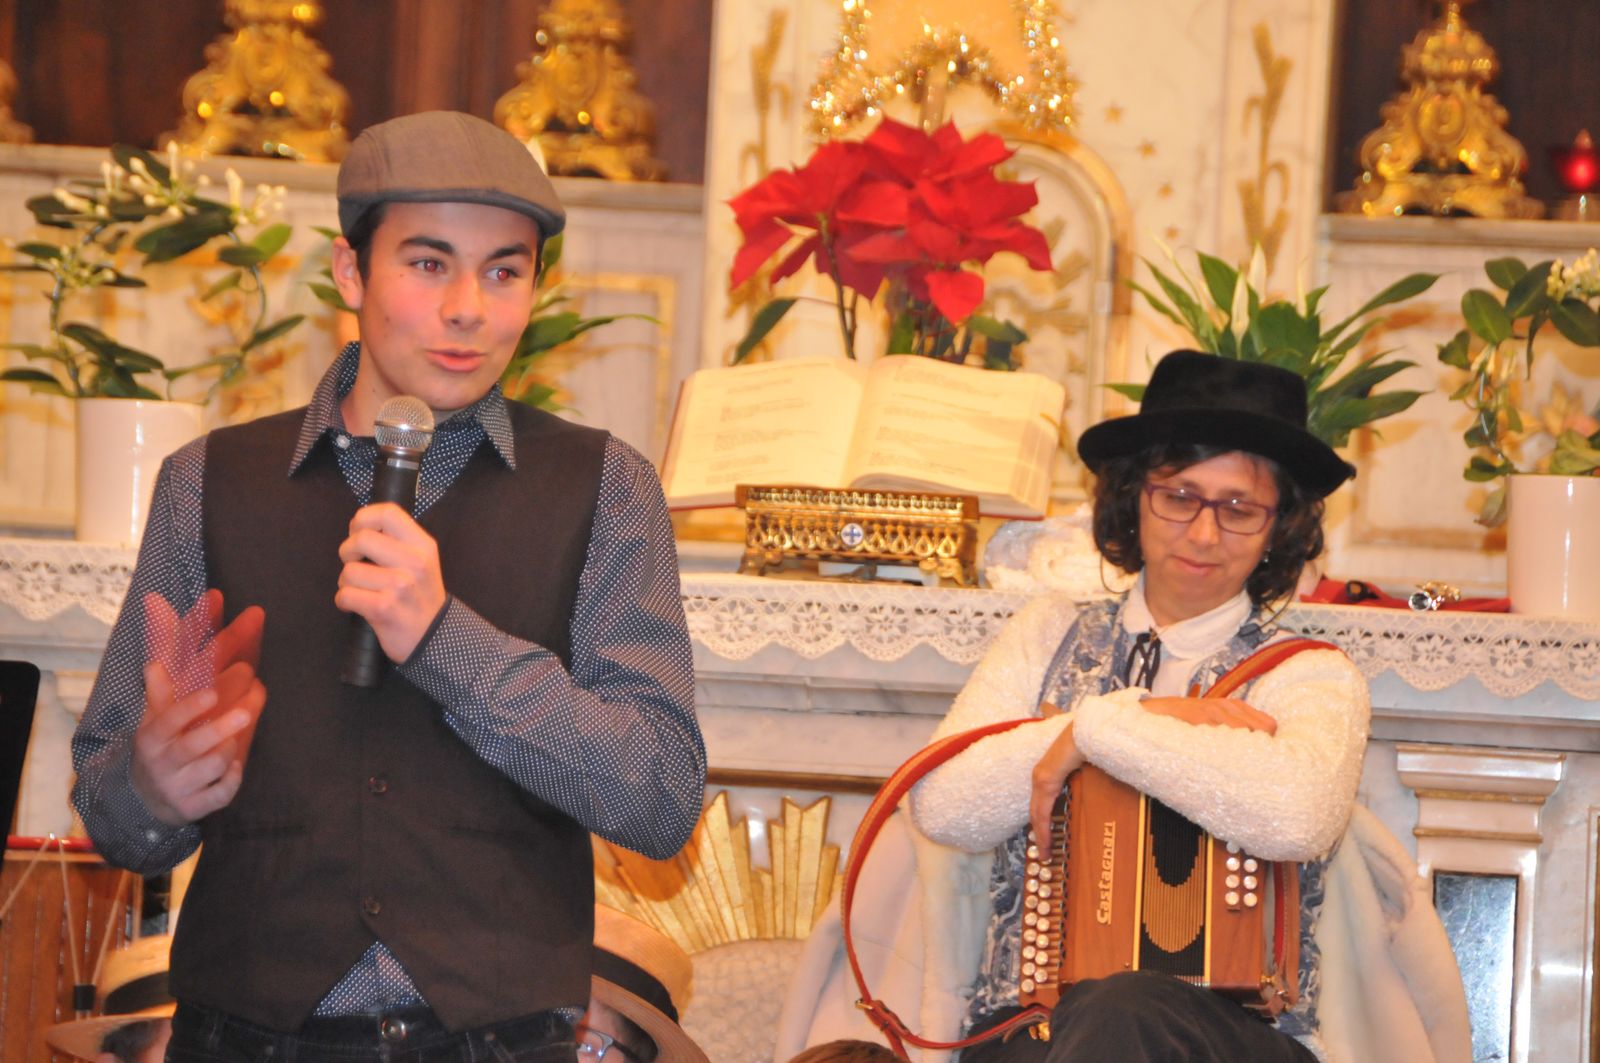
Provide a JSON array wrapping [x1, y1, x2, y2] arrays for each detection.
[[911, 350, 1369, 1062]]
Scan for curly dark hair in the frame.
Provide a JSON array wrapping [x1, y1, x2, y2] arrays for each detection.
[[1090, 442, 1324, 607]]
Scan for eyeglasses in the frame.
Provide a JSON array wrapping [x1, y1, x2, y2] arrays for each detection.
[[1143, 483, 1275, 535], [577, 1024, 643, 1062]]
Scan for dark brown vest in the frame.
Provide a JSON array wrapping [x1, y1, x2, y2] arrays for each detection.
[[172, 404, 608, 1032]]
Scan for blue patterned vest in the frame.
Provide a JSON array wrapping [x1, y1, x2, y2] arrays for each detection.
[[965, 596, 1327, 1041]]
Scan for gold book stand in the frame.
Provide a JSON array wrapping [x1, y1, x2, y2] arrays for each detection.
[[736, 484, 979, 587]]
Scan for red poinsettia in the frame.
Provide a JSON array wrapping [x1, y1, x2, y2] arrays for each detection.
[[728, 118, 1053, 363]]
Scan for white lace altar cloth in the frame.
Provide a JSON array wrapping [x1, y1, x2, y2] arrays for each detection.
[[0, 538, 137, 626], [683, 574, 1600, 701], [4, 540, 1599, 701]]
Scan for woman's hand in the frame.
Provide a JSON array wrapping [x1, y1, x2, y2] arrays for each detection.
[[1139, 696, 1278, 735], [1029, 720, 1084, 849]]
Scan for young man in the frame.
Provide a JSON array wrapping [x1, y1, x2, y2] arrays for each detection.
[[71, 110, 706, 1060]]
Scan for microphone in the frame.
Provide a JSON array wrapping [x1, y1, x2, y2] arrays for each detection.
[[341, 395, 436, 688]]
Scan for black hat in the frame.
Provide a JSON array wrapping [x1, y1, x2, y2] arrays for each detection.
[[337, 111, 566, 240], [1077, 350, 1355, 498]]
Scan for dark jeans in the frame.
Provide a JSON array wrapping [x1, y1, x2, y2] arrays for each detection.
[[959, 972, 1318, 1063], [166, 1001, 576, 1063]]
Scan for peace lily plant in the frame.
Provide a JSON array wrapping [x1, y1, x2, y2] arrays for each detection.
[[1127, 246, 1439, 448]]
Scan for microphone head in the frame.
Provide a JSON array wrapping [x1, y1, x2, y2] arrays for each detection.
[[373, 396, 435, 453]]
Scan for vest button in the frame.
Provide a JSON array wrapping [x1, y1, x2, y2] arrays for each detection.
[[362, 896, 382, 916], [368, 775, 389, 795]]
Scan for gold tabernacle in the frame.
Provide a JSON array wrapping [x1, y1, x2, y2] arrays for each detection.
[[735, 485, 978, 587]]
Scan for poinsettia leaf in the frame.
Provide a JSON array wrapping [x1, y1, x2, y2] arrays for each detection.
[[966, 315, 1027, 344], [728, 219, 794, 289], [924, 269, 984, 324], [732, 297, 797, 363]]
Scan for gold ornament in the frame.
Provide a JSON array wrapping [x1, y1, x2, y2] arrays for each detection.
[[809, 0, 1075, 137], [494, 0, 666, 182], [164, 0, 350, 163], [1338, 0, 1540, 219], [0, 59, 33, 144]]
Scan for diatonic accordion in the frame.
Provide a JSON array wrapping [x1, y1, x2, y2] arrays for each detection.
[[1018, 764, 1299, 1018]]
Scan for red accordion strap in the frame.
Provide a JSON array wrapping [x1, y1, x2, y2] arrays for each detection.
[[840, 636, 1339, 1059]]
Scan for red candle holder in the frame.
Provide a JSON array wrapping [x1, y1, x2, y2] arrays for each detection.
[[1550, 131, 1600, 220]]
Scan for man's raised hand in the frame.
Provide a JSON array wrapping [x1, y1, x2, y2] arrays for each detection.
[[131, 591, 267, 826]]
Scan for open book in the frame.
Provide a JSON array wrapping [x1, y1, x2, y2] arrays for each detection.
[[660, 356, 1065, 518]]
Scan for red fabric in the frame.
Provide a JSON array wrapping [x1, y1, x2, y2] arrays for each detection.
[[1299, 577, 1510, 612]]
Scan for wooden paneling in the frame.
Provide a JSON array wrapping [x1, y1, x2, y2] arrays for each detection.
[[0, 852, 132, 1063], [0, 0, 710, 182], [1330, 0, 1600, 209]]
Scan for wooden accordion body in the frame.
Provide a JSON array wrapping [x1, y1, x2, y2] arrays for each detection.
[[1019, 764, 1299, 1018]]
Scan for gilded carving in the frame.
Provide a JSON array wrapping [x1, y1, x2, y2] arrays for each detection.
[[495, 0, 666, 182], [1238, 24, 1291, 278], [810, 0, 1075, 136], [1338, 0, 1540, 220], [0, 60, 33, 144], [164, 0, 350, 162]]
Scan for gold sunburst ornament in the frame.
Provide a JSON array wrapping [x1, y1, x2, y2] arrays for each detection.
[[809, 0, 1075, 137]]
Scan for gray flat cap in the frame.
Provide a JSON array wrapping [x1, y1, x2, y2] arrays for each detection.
[[337, 111, 565, 239]]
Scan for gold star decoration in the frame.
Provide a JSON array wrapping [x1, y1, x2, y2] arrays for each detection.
[[1137, 139, 1157, 158], [1164, 225, 1181, 241], [1157, 182, 1173, 198], [809, 0, 1077, 136], [1104, 103, 1124, 124]]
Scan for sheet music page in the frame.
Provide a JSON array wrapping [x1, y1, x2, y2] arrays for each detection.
[[846, 356, 1065, 517], [659, 357, 868, 506]]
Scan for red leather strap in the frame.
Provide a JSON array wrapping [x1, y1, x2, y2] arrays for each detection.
[[840, 636, 1339, 1059]]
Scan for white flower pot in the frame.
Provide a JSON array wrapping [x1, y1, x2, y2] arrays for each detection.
[[75, 398, 203, 546], [1506, 474, 1600, 620]]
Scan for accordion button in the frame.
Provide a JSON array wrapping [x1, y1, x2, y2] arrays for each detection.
[[1024, 912, 1038, 927], [1023, 945, 1036, 960], [1244, 892, 1259, 908], [1225, 890, 1240, 906], [1027, 844, 1040, 858], [1039, 868, 1052, 881], [1225, 874, 1240, 889], [1225, 856, 1240, 872], [1024, 895, 1038, 911], [1026, 861, 1040, 875], [1023, 961, 1036, 976], [1026, 880, 1038, 894], [1038, 885, 1051, 899], [1244, 875, 1258, 890], [1226, 842, 1240, 854], [1243, 858, 1259, 872], [1038, 901, 1052, 915], [1021, 978, 1035, 993]]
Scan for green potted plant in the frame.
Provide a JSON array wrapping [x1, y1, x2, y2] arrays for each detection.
[[1127, 247, 1439, 448], [0, 144, 302, 544], [1437, 252, 1600, 617]]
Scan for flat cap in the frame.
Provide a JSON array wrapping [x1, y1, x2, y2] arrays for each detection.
[[337, 111, 565, 239]]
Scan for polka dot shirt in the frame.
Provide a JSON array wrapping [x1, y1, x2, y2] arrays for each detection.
[[70, 343, 705, 1015]]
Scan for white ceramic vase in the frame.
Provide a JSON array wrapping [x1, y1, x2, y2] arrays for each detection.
[[1506, 474, 1600, 620], [75, 397, 204, 546]]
